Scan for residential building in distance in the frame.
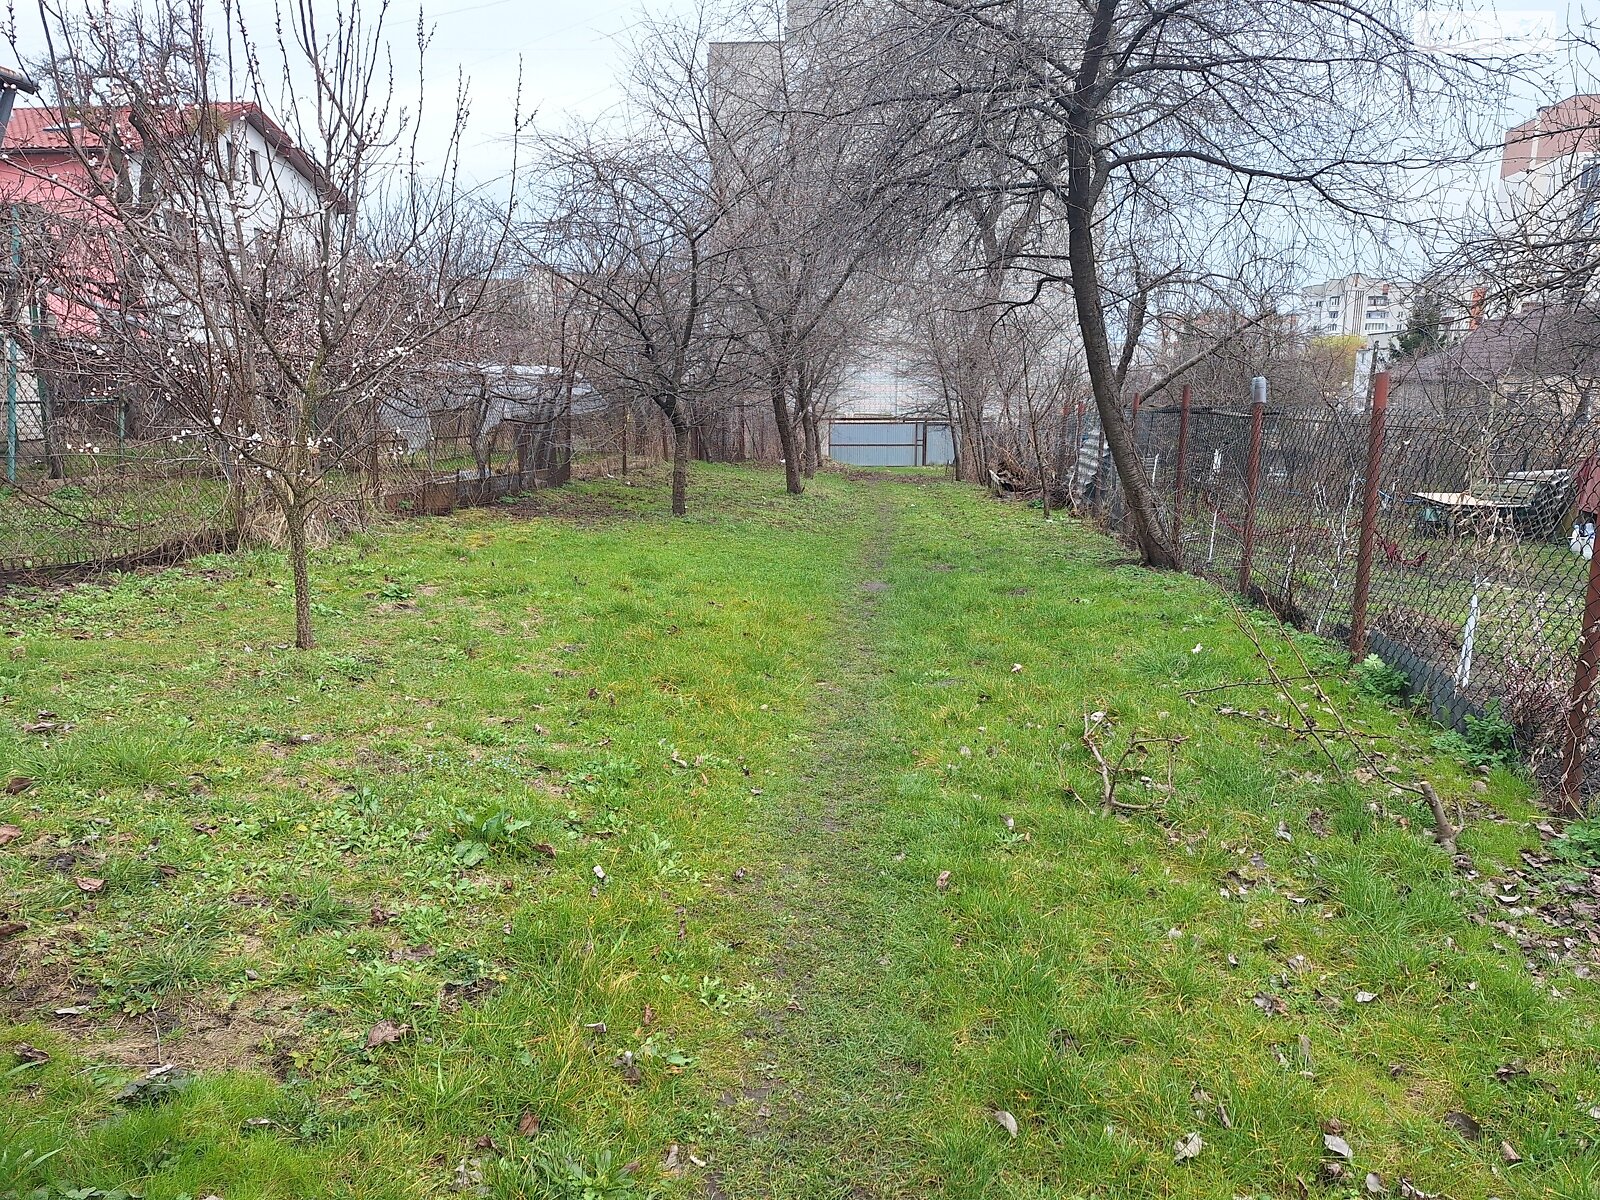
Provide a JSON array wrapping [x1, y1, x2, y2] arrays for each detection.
[[1498, 93, 1600, 228], [707, 14, 954, 467], [1390, 306, 1600, 420], [0, 102, 344, 451], [1294, 274, 1411, 351]]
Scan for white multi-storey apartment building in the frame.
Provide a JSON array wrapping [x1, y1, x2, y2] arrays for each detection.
[[1296, 274, 1411, 351]]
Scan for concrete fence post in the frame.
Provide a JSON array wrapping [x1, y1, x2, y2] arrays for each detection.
[[1348, 371, 1389, 659], [1237, 377, 1267, 596]]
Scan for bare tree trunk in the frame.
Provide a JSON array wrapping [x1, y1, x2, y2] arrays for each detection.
[[36, 376, 64, 480], [365, 389, 382, 516], [955, 390, 987, 483], [1053, 401, 1071, 482], [1062, 7, 1175, 567], [770, 362, 804, 495], [1029, 403, 1051, 520], [281, 494, 315, 650], [224, 461, 245, 540], [670, 418, 690, 516], [795, 364, 820, 479], [472, 378, 492, 481]]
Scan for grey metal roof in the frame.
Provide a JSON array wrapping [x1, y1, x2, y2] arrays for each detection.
[[1394, 307, 1600, 387]]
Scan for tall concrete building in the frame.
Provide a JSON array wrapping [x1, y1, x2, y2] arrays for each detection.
[[706, 7, 953, 466], [1295, 274, 1411, 351]]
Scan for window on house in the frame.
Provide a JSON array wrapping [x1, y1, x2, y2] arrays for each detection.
[[226, 140, 239, 180], [1577, 159, 1600, 190], [249, 149, 262, 186]]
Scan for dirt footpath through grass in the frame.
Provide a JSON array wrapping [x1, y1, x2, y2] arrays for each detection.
[[2, 465, 1597, 1200]]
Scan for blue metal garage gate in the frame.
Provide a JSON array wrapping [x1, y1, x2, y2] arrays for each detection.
[[826, 419, 956, 467]]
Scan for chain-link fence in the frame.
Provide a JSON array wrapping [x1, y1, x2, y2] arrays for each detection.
[[1, 374, 573, 580], [1077, 374, 1600, 810]]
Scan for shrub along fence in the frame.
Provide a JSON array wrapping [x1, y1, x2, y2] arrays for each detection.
[[1077, 372, 1600, 813]]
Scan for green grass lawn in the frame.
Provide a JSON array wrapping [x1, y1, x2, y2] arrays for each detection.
[[2, 464, 1598, 1199]]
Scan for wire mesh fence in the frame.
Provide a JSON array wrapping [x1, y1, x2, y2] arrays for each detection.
[[1079, 374, 1600, 810], [1, 382, 574, 579]]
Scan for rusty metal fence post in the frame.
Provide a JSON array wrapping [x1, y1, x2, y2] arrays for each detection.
[[1348, 371, 1389, 659], [1173, 384, 1191, 567], [1237, 377, 1267, 596], [1559, 543, 1600, 814]]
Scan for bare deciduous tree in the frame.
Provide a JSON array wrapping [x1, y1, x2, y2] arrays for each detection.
[[865, 0, 1500, 564], [531, 129, 724, 515], [14, 0, 517, 646]]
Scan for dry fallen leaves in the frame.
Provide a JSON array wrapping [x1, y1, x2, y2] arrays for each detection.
[[73, 877, 105, 894], [0, 824, 22, 846], [1174, 1131, 1203, 1163], [364, 1019, 410, 1049], [515, 1110, 541, 1137], [4, 776, 33, 795], [992, 1109, 1019, 1138], [13, 1043, 49, 1065], [615, 1051, 643, 1086], [1252, 992, 1288, 1017], [1323, 1132, 1353, 1161], [936, 870, 952, 892]]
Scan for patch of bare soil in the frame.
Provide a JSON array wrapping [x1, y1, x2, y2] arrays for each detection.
[[828, 466, 951, 485], [88, 990, 305, 1073], [3, 935, 304, 1074], [1, 939, 97, 1021]]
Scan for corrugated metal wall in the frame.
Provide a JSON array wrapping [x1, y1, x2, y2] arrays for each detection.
[[826, 419, 955, 467]]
